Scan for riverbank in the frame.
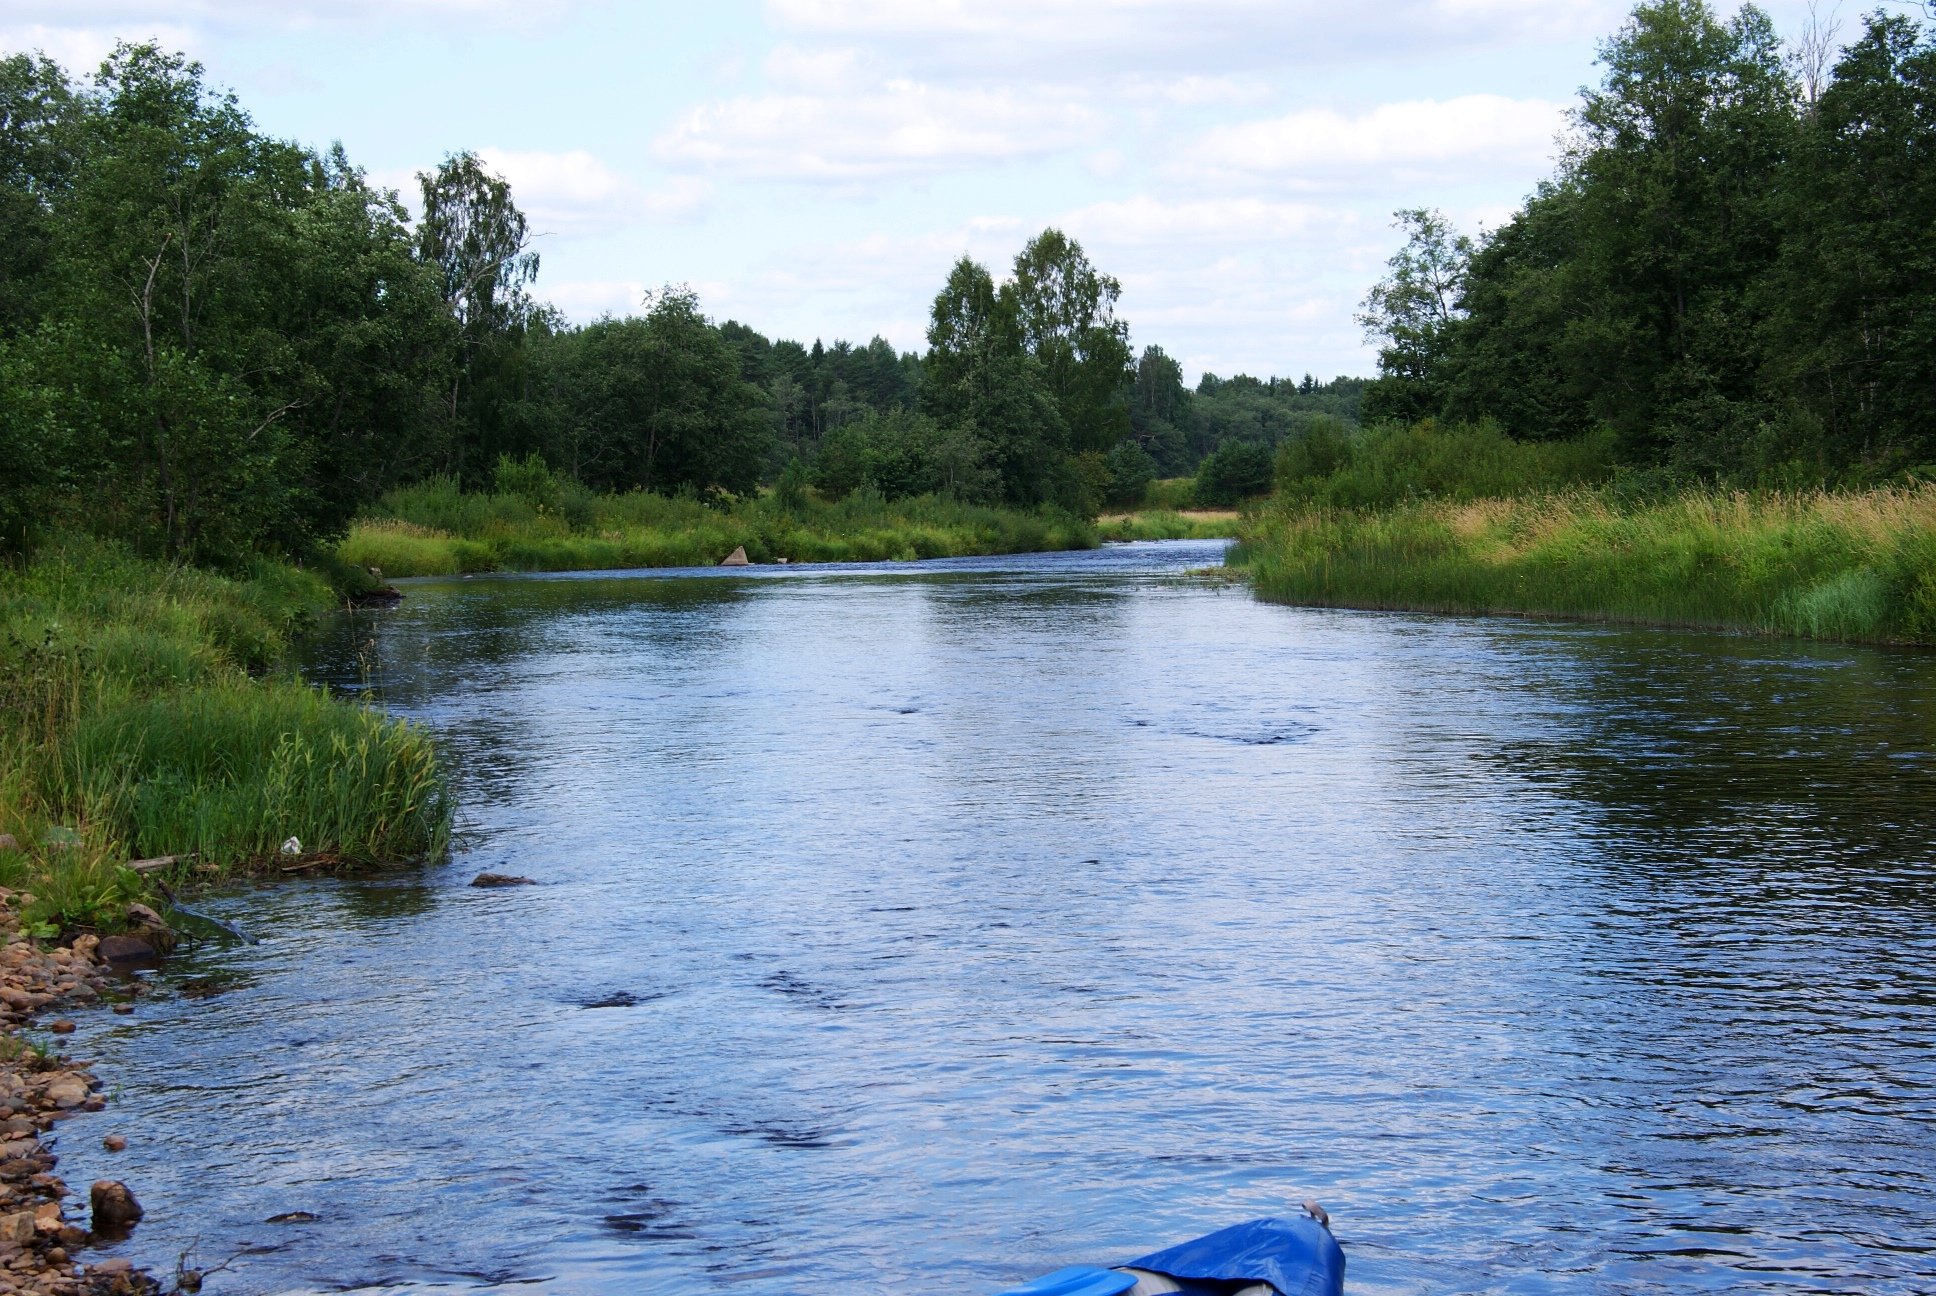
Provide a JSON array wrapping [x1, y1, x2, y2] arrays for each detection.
[[1237, 486, 1936, 643], [0, 900, 157, 1295], [0, 539, 450, 935], [338, 479, 1098, 577], [1095, 509, 1242, 541]]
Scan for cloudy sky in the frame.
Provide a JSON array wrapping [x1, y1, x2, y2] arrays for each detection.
[[3, 0, 1824, 380]]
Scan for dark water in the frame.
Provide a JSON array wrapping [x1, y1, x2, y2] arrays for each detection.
[[59, 541, 1936, 1294]]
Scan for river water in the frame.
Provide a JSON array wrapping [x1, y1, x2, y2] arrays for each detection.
[[58, 541, 1936, 1294]]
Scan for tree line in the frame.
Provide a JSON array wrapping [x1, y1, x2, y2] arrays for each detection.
[[1359, 0, 1936, 485], [0, 42, 1359, 566]]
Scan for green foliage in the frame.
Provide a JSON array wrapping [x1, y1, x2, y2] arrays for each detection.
[[0, 536, 449, 929], [342, 481, 1096, 574], [1358, 210, 1472, 425], [1367, 2, 1936, 482], [1194, 441, 1275, 506], [1143, 477, 1199, 511], [1102, 439, 1158, 508], [1008, 228, 1133, 454], [773, 456, 810, 513], [1239, 486, 1936, 644], [1274, 420, 1617, 508], [516, 291, 771, 497], [0, 43, 455, 564]]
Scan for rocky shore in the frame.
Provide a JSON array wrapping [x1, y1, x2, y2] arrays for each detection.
[[0, 890, 157, 1296]]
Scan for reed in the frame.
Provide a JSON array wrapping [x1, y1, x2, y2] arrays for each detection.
[[0, 538, 449, 933], [339, 479, 1098, 575], [1096, 510, 1244, 541], [1239, 487, 1936, 643]]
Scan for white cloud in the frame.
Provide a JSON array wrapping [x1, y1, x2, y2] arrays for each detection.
[[2, 0, 573, 28], [543, 279, 650, 319], [0, 0, 574, 66], [1062, 195, 1350, 245], [655, 81, 1104, 182], [1191, 94, 1569, 188], [476, 148, 647, 236], [372, 152, 708, 234], [765, 0, 1625, 72]]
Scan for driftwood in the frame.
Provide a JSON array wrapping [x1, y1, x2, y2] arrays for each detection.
[[126, 856, 182, 874]]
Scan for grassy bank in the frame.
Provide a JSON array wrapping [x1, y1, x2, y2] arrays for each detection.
[[1239, 488, 1936, 643], [1096, 509, 1244, 541], [0, 539, 449, 933], [339, 476, 1098, 576]]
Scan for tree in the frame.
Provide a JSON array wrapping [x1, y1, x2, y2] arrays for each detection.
[[0, 53, 78, 336], [1005, 228, 1134, 454], [1129, 345, 1191, 473], [920, 255, 1067, 505], [1358, 209, 1472, 425], [416, 150, 538, 478], [1760, 13, 1936, 471], [524, 291, 769, 496]]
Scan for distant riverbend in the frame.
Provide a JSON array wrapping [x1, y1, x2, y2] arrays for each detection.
[[57, 540, 1936, 1295]]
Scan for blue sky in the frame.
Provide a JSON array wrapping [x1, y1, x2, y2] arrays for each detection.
[[4, 0, 1830, 380]]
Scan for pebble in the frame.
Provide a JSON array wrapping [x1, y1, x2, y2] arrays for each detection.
[[0, 903, 159, 1292], [101, 1137, 125, 1153]]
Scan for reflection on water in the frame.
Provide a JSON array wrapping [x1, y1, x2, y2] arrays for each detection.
[[57, 543, 1936, 1295]]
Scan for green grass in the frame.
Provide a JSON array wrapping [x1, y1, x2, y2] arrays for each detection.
[[1237, 487, 1936, 643], [1275, 419, 1617, 509], [0, 538, 448, 933], [339, 477, 1099, 576], [1096, 509, 1244, 541]]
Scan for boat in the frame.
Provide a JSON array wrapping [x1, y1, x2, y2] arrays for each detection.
[[994, 1205, 1344, 1296]]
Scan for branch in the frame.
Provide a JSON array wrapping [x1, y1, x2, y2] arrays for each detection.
[[246, 400, 304, 442]]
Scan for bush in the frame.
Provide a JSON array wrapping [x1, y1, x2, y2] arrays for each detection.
[[1103, 440, 1158, 508], [1195, 441, 1275, 506], [1274, 419, 1615, 508]]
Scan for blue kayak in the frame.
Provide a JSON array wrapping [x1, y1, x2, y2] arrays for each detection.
[[995, 1210, 1345, 1296]]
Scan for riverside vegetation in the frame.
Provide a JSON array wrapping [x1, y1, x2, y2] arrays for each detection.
[[1231, 1, 1936, 642], [0, 541, 447, 936]]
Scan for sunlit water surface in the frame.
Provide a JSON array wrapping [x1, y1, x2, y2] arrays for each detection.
[[60, 541, 1936, 1294]]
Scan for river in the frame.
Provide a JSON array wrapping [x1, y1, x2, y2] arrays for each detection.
[[58, 540, 1936, 1294]]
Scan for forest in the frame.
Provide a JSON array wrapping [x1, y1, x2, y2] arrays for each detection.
[[0, 42, 1360, 575], [1351, 2, 1935, 487]]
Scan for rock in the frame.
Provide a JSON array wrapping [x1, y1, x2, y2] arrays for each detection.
[[43, 1076, 87, 1109], [101, 1136, 125, 1153], [110, 1004, 133, 1017], [123, 903, 164, 930], [68, 935, 98, 964], [90, 1257, 131, 1274], [719, 546, 750, 567], [87, 1181, 141, 1231], [265, 1210, 319, 1223], [94, 937, 155, 965], [46, 1022, 72, 1036], [0, 1212, 31, 1246], [469, 873, 536, 888]]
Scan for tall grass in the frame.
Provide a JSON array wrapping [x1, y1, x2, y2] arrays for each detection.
[[1274, 419, 1617, 508], [340, 475, 1099, 577], [0, 538, 448, 932], [1239, 487, 1936, 643], [1096, 509, 1244, 541]]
